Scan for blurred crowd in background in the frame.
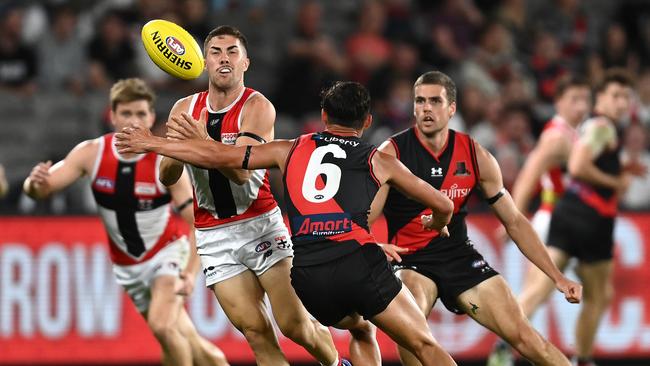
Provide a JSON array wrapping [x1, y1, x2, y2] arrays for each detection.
[[1, 0, 650, 214]]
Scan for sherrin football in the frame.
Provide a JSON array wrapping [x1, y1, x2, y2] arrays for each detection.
[[141, 19, 204, 80]]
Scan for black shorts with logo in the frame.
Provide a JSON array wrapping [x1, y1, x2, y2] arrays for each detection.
[[394, 239, 499, 315], [547, 195, 615, 263], [290, 244, 402, 326]]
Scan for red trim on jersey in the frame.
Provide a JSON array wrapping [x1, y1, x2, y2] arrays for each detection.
[[468, 137, 480, 183], [414, 127, 449, 162], [189, 88, 278, 229], [286, 134, 376, 245], [92, 134, 183, 266], [367, 148, 381, 188], [571, 181, 618, 217], [388, 138, 400, 160]]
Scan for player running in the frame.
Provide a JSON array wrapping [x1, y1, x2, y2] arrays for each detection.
[[23, 78, 228, 366]]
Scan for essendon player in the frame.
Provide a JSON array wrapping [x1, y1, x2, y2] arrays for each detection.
[[488, 76, 591, 365], [116, 81, 459, 366], [157, 26, 345, 366], [519, 69, 645, 366], [368, 71, 581, 366], [23, 79, 227, 366]]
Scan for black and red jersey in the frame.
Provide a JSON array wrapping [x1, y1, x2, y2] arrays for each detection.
[[383, 128, 480, 252], [283, 132, 380, 265], [563, 116, 622, 217]]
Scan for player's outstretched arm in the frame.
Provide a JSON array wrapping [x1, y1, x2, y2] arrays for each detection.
[[159, 97, 194, 187], [511, 129, 569, 213], [115, 125, 292, 172], [475, 141, 582, 304], [23, 140, 95, 199], [371, 149, 453, 232]]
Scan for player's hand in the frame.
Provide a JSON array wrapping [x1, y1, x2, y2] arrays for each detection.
[[27, 161, 52, 190], [421, 214, 450, 237], [378, 243, 409, 263], [555, 276, 582, 304], [175, 270, 196, 298], [167, 108, 209, 141], [115, 125, 153, 154]]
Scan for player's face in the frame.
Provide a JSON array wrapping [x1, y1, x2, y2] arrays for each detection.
[[598, 82, 632, 122], [556, 86, 591, 124], [111, 100, 155, 132], [205, 35, 250, 91], [413, 84, 456, 136]]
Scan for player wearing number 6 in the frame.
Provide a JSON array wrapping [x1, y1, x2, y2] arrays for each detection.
[[116, 81, 458, 366]]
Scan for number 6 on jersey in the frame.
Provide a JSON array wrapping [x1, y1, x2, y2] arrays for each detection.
[[302, 144, 347, 202]]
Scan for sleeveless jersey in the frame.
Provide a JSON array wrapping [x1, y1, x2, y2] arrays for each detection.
[[91, 134, 183, 266], [186, 88, 277, 229], [538, 115, 578, 211], [284, 132, 380, 266], [563, 116, 621, 217], [384, 128, 480, 252]]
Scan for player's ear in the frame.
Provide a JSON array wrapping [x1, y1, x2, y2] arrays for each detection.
[[363, 114, 373, 130], [321, 109, 328, 124], [242, 56, 250, 72], [448, 101, 457, 118]]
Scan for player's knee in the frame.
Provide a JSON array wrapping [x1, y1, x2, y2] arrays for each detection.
[[277, 318, 313, 344], [240, 322, 274, 347], [509, 326, 547, 359], [148, 320, 178, 345], [407, 332, 438, 355], [348, 320, 376, 342]]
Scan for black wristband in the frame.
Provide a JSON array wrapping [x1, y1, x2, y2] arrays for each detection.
[[174, 198, 194, 213], [242, 145, 253, 169], [237, 132, 266, 144], [486, 188, 506, 205]]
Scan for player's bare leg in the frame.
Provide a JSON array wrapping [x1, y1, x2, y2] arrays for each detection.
[[457, 276, 570, 366], [334, 314, 381, 366], [176, 308, 229, 365], [259, 258, 339, 365], [147, 275, 192, 366], [574, 260, 614, 360], [393, 269, 438, 366], [519, 247, 571, 318], [369, 286, 456, 366], [212, 270, 288, 366]]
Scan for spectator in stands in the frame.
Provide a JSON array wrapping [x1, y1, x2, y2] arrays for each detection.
[[426, 0, 483, 54], [531, 0, 592, 62], [38, 5, 85, 95], [588, 23, 640, 86], [418, 23, 464, 72], [178, 0, 211, 41], [530, 32, 569, 103], [87, 10, 137, 90], [0, 164, 8, 198], [345, 0, 391, 83], [633, 69, 650, 127], [368, 40, 423, 105], [0, 3, 37, 96], [274, 0, 347, 120], [494, 103, 535, 189], [621, 123, 650, 210]]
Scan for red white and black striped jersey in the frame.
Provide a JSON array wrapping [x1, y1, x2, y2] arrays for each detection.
[[538, 115, 578, 211], [283, 132, 380, 265], [186, 88, 277, 229], [383, 128, 480, 252], [90, 134, 183, 265]]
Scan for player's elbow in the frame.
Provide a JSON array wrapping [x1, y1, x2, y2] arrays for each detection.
[[438, 196, 454, 217], [568, 160, 586, 179], [230, 171, 251, 185]]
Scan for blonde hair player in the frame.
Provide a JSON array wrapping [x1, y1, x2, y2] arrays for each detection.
[[23, 78, 228, 366]]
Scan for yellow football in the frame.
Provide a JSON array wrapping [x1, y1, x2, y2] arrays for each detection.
[[141, 19, 204, 80]]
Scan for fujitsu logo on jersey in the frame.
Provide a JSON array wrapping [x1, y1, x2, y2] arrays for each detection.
[[293, 213, 352, 238], [318, 135, 360, 147], [441, 183, 470, 200]]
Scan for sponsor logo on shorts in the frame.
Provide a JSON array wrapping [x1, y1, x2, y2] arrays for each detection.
[[255, 241, 272, 253], [221, 133, 237, 145], [274, 235, 291, 250], [203, 265, 218, 278], [292, 213, 352, 240], [165, 36, 186, 55], [263, 249, 273, 260], [472, 260, 486, 268], [94, 177, 114, 190], [134, 182, 157, 195]]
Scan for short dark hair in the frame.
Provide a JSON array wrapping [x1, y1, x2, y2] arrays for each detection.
[[596, 68, 634, 94], [203, 25, 248, 56], [554, 74, 590, 100], [414, 71, 457, 104], [320, 81, 371, 129]]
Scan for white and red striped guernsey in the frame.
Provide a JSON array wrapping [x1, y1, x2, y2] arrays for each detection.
[[90, 134, 184, 265], [186, 87, 277, 229], [538, 115, 579, 211]]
